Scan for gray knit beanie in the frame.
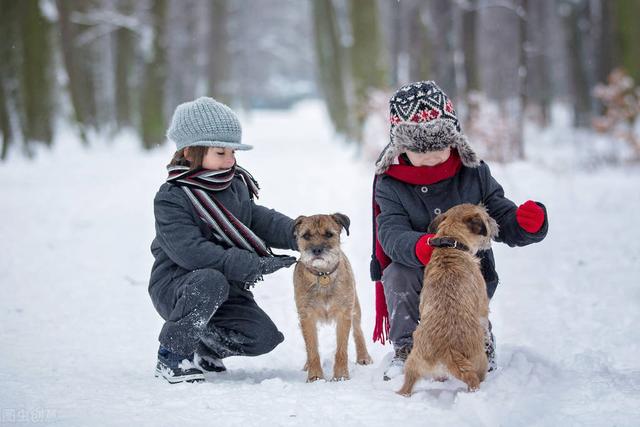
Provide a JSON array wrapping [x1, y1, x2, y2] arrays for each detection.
[[167, 97, 253, 151]]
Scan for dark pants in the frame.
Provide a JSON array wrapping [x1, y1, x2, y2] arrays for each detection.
[[382, 262, 494, 353], [152, 268, 284, 358], [382, 263, 424, 350]]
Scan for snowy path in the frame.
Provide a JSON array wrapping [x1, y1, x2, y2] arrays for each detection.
[[1, 102, 639, 426]]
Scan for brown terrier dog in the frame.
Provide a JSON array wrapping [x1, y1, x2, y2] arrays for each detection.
[[397, 204, 498, 395], [293, 213, 373, 382]]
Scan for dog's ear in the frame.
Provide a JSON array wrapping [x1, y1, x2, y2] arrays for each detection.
[[464, 214, 488, 236], [331, 213, 350, 236], [293, 216, 306, 237], [428, 213, 446, 234]]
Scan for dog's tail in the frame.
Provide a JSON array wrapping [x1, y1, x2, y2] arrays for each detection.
[[447, 349, 480, 391]]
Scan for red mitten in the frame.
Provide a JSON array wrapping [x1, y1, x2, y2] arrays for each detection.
[[415, 233, 436, 265], [516, 200, 545, 233]]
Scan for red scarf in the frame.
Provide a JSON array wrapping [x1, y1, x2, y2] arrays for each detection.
[[372, 150, 462, 344]]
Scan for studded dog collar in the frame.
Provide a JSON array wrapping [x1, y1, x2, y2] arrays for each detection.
[[428, 236, 470, 252]]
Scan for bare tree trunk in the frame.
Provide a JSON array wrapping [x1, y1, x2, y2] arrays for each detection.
[[475, 0, 524, 161], [564, 0, 593, 127], [425, 0, 456, 97], [0, 1, 19, 159], [525, 0, 552, 126], [613, 0, 640, 83], [114, 0, 135, 128], [207, 0, 231, 105], [311, 0, 351, 138], [389, 0, 401, 87], [406, 0, 430, 83], [452, 2, 467, 120], [514, 0, 527, 160], [462, 0, 479, 93], [0, 78, 10, 160], [349, 0, 388, 143], [20, 0, 54, 147], [56, 0, 98, 141], [140, 0, 167, 149], [165, 0, 199, 112]]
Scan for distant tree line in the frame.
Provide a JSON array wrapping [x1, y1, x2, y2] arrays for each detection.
[[1, 0, 638, 161], [313, 0, 640, 160], [0, 0, 314, 159]]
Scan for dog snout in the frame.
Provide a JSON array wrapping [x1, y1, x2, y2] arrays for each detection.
[[311, 246, 324, 256]]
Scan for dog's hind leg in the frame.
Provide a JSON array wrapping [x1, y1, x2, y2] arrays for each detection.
[[396, 353, 422, 397], [447, 349, 480, 392], [352, 295, 373, 365], [472, 352, 488, 383], [332, 313, 352, 381], [300, 316, 324, 382]]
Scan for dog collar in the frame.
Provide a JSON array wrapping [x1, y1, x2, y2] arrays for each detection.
[[304, 263, 340, 286], [428, 236, 470, 252]]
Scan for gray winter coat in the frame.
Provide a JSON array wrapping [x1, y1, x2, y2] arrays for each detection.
[[149, 176, 297, 301], [374, 161, 548, 298]]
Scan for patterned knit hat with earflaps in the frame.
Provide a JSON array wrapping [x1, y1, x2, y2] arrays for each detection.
[[375, 81, 479, 174]]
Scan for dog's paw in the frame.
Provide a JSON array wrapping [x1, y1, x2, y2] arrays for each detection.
[[306, 374, 324, 383], [466, 379, 480, 392], [396, 389, 412, 397], [306, 365, 324, 382], [356, 355, 374, 365], [332, 366, 350, 381]]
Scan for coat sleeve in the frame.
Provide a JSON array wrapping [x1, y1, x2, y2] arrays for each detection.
[[479, 162, 548, 247], [154, 189, 260, 282], [250, 202, 297, 250], [375, 178, 425, 268]]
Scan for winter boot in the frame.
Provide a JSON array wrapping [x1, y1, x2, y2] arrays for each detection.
[[195, 353, 227, 373], [383, 346, 411, 381], [155, 346, 205, 384], [485, 323, 497, 372]]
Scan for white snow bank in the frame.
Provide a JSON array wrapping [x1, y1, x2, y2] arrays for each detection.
[[1, 100, 639, 426]]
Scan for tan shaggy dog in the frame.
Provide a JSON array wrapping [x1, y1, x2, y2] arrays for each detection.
[[293, 214, 373, 382], [397, 204, 498, 395]]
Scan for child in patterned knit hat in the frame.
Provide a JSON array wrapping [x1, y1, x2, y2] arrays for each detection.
[[370, 81, 549, 380], [149, 97, 299, 383]]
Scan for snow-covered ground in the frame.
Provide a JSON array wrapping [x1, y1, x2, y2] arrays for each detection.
[[1, 101, 639, 426]]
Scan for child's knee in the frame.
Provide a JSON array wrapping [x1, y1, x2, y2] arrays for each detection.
[[255, 329, 284, 356], [382, 262, 423, 294], [246, 324, 284, 356], [187, 269, 230, 306]]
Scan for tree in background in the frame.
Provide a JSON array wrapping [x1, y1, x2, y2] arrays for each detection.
[[474, 1, 525, 160], [311, 0, 351, 138], [114, 0, 136, 128], [141, 0, 167, 149], [563, 0, 596, 127], [207, 0, 231, 105], [56, 0, 100, 141], [0, 1, 20, 159], [348, 0, 388, 143], [0, 0, 54, 158], [613, 0, 640, 84], [1, 0, 639, 161]]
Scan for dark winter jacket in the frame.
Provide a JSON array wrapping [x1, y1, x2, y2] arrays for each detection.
[[375, 161, 548, 298], [148, 176, 297, 302]]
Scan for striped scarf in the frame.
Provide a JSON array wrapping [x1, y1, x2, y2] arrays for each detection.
[[167, 164, 273, 257]]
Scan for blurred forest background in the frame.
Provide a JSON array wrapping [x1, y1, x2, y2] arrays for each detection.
[[1, 0, 639, 162]]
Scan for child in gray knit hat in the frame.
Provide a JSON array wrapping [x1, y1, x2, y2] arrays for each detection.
[[149, 97, 299, 384]]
